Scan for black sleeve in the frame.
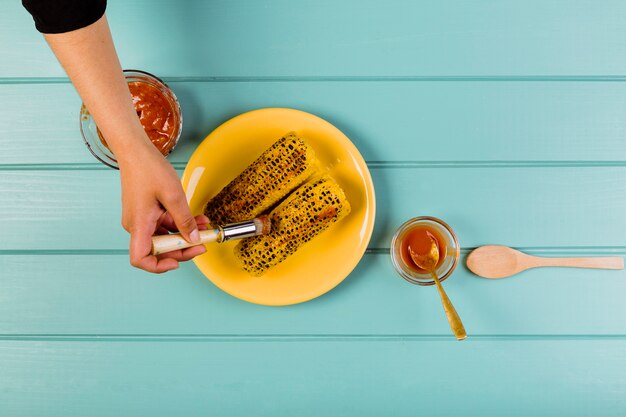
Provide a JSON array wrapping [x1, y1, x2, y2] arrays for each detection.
[[22, 0, 107, 34]]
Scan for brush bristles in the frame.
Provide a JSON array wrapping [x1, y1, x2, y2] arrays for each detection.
[[253, 215, 272, 236]]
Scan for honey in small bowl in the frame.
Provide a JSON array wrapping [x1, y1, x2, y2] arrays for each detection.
[[399, 225, 448, 273], [390, 216, 460, 286]]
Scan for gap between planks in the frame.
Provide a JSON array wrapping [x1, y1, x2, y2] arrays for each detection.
[[1, 161, 626, 171], [1, 247, 625, 256], [4, 75, 626, 84], [0, 334, 625, 342]]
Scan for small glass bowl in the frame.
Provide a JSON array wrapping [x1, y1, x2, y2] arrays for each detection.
[[390, 216, 460, 286], [79, 69, 182, 169]]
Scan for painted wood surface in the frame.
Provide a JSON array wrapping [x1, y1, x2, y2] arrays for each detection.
[[1, 0, 625, 415], [1, 253, 625, 336], [3, 1, 626, 77], [2, 82, 626, 165], [1, 339, 625, 417], [1, 168, 625, 250]]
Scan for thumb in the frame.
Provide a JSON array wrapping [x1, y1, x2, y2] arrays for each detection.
[[162, 191, 200, 244]]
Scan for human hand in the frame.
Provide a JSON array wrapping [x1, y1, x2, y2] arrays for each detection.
[[41, 15, 206, 273], [119, 145, 207, 273]]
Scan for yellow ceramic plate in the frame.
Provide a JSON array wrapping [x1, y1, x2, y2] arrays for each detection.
[[182, 108, 376, 306]]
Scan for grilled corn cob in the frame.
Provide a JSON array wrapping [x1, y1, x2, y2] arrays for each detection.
[[234, 175, 351, 275], [204, 132, 317, 225]]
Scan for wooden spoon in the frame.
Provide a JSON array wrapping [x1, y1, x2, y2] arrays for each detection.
[[409, 233, 467, 341], [467, 245, 624, 279]]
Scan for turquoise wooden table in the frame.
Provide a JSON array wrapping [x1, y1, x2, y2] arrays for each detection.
[[2, 1, 626, 415]]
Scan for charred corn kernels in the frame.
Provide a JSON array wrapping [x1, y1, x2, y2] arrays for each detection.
[[234, 175, 351, 275], [204, 132, 317, 225]]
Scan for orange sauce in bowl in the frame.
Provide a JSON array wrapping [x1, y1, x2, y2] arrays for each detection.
[[399, 225, 447, 273], [99, 81, 179, 156]]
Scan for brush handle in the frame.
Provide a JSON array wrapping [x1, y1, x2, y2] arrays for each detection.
[[151, 229, 221, 256], [530, 255, 624, 270]]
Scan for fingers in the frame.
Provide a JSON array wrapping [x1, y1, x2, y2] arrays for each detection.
[[159, 213, 210, 232], [196, 215, 210, 230], [155, 226, 170, 235], [120, 160, 208, 274], [137, 256, 180, 274], [129, 214, 207, 273], [161, 190, 200, 244], [129, 220, 175, 273]]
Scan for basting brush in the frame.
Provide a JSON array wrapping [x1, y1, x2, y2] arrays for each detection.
[[151, 215, 271, 256]]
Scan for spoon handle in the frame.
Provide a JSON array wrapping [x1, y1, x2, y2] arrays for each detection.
[[431, 272, 467, 341], [531, 256, 624, 270]]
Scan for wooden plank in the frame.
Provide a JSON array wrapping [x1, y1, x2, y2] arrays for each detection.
[[3, 81, 626, 165], [4, 1, 626, 77], [1, 253, 625, 335], [1, 339, 625, 416], [1, 167, 625, 250]]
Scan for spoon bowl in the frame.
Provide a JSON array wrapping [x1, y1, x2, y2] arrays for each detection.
[[467, 245, 624, 279], [408, 231, 439, 272]]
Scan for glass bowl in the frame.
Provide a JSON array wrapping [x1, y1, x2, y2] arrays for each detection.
[[390, 216, 460, 286], [79, 69, 182, 169]]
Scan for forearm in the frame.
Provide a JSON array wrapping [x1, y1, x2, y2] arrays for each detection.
[[32, 6, 201, 272], [44, 14, 154, 163]]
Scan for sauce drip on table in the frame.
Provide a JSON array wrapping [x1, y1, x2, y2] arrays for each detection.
[[400, 226, 447, 272]]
